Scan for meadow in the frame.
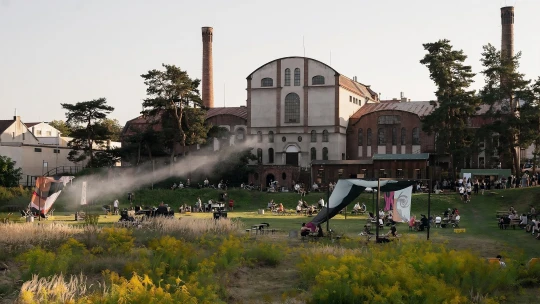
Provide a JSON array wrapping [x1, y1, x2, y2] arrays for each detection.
[[1, 185, 540, 303]]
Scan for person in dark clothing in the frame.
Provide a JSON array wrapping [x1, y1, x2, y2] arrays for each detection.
[[419, 215, 429, 231], [317, 224, 324, 237]]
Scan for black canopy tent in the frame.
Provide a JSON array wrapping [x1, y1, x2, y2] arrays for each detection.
[[310, 179, 417, 233]]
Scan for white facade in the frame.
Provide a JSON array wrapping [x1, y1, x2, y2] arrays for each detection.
[[247, 57, 378, 168]]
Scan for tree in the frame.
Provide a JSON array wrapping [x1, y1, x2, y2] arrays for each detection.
[[516, 77, 540, 172], [479, 44, 533, 174], [61, 98, 115, 167], [210, 147, 257, 185], [0, 155, 23, 187], [49, 120, 73, 137], [420, 39, 480, 179], [141, 64, 209, 167], [98, 118, 123, 142]]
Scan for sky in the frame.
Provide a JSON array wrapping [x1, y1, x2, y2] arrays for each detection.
[[1, 0, 539, 125]]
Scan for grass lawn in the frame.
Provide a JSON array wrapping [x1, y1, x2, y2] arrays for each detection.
[[2, 185, 540, 259]]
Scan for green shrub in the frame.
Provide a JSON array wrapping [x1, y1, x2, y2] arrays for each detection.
[[244, 242, 282, 267], [98, 227, 134, 255], [84, 214, 100, 226]]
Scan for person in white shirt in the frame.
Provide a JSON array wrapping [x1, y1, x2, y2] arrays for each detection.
[[353, 202, 360, 214], [519, 214, 528, 228], [497, 255, 506, 268], [312, 183, 319, 192], [318, 197, 325, 209], [296, 202, 302, 214], [361, 203, 367, 213], [113, 199, 119, 215]]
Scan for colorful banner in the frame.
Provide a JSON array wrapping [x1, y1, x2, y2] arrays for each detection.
[[80, 181, 87, 205], [384, 191, 394, 211], [30, 176, 74, 215], [393, 186, 412, 222]]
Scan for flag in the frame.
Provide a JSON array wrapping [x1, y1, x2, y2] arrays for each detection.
[[30, 176, 74, 215], [393, 186, 412, 222], [81, 181, 87, 205]]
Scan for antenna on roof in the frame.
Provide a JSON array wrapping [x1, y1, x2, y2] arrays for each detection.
[[303, 36, 305, 57]]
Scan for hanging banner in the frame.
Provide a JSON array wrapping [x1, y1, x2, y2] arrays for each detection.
[[81, 181, 87, 205], [30, 176, 74, 215], [393, 186, 412, 222]]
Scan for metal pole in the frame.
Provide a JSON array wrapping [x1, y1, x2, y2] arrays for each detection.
[[375, 177, 380, 241], [372, 191, 375, 214], [326, 184, 330, 232], [427, 167, 432, 240], [38, 188, 41, 222]]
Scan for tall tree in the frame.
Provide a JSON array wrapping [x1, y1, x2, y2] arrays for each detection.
[[0, 156, 23, 187], [420, 39, 480, 179], [98, 118, 123, 142], [515, 77, 540, 172], [141, 64, 209, 167], [479, 44, 532, 175], [61, 98, 115, 167], [49, 120, 73, 136]]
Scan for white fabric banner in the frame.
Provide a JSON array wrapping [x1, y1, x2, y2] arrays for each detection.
[[80, 181, 87, 205], [393, 186, 412, 222]]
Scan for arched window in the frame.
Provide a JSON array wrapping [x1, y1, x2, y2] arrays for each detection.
[[312, 75, 325, 85], [412, 128, 420, 145], [311, 130, 317, 142], [392, 127, 397, 145], [294, 68, 300, 86], [285, 93, 300, 123], [268, 148, 274, 163], [367, 128, 372, 146], [378, 128, 386, 145], [311, 147, 316, 160], [268, 131, 274, 143], [236, 128, 245, 142], [257, 131, 262, 143], [257, 148, 262, 164], [284, 68, 291, 86], [322, 147, 329, 160], [261, 78, 273, 87], [322, 130, 329, 142], [358, 128, 363, 146], [401, 128, 406, 145]]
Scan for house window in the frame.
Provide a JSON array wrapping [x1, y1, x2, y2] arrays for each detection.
[[298, 136, 302, 142], [342, 153, 345, 160], [261, 78, 273, 87], [378, 128, 386, 145], [46, 131, 51, 136], [268, 131, 274, 143], [350, 96, 352, 103], [257, 131, 262, 143], [284, 93, 300, 123], [358, 128, 363, 146], [257, 148, 262, 164], [392, 127, 397, 145], [401, 128, 406, 145], [367, 128, 372, 146], [294, 68, 300, 86], [479, 157, 485, 168], [34, 148, 42, 152], [322, 130, 329, 142], [311, 147, 316, 160], [311, 130, 317, 142], [312, 75, 325, 85], [236, 128, 245, 141], [284, 68, 291, 86], [412, 127, 420, 145], [282, 172, 287, 180], [322, 147, 329, 160], [268, 148, 274, 163], [282, 136, 286, 142], [54, 149, 60, 153], [36, 130, 42, 135], [22, 133, 25, 140]]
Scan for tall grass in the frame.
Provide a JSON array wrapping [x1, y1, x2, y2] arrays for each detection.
[[142, 217, 244, 237], [0, 223, 85, 251]]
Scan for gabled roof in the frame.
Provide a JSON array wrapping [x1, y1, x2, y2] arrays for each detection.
[[0, 120, 14, 134], [350, 101, 435, 120], [24, 122, 41, 128], [207, 107, 247, 120], [339, 75, 378, 100]]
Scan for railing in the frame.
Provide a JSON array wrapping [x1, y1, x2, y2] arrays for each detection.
[[44, 166, 83, 177]]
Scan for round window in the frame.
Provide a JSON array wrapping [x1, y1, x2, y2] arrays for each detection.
[[282, 136, 286, 142], [282, 173, 287, 180], [254, 173, 259, 180], [298, 136, 302, 142]]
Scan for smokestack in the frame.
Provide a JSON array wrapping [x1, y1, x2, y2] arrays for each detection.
[[202, 27, 214, 109], [501, 6, 514, 59]]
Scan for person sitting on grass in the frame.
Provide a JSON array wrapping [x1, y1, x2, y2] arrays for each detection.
[[277, 203, 284, 214], [359, 224, 373, 236], [353, 202, 361, 214], [386, 224, 398, 238], [296, 202, 302, 214], [497, 255, 507, 268]]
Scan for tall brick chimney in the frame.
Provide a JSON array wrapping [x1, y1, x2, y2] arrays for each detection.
[[501, 6, 514, 59], [201, 27, 214, 109]]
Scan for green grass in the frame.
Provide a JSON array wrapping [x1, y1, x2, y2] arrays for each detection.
[[3, 185, 540, 259]]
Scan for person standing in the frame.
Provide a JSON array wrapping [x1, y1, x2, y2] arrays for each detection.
[[113, 199, 119, 215]]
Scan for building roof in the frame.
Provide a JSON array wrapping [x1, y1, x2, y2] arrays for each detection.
[[338, 75, 378, 100], [207, 107, 248, 120], [0, 120, 14, 134], [311, 160, 374, 165], [247, 56, 338, 79], [24, 122, 41, 128], [460, 168, 511, 177], [350, 101, 435, 120], [372, 153, 430, 161]]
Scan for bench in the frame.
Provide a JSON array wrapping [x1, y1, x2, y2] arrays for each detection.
[[499, 219, 521, 229], [496, 211, 508, 219]]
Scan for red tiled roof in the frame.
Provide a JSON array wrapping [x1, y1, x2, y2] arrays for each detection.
[[0, 120, 14, 134], [206, 107, 247, 120], [339, 75, 378, 100], [350, 101, 435, 120]]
